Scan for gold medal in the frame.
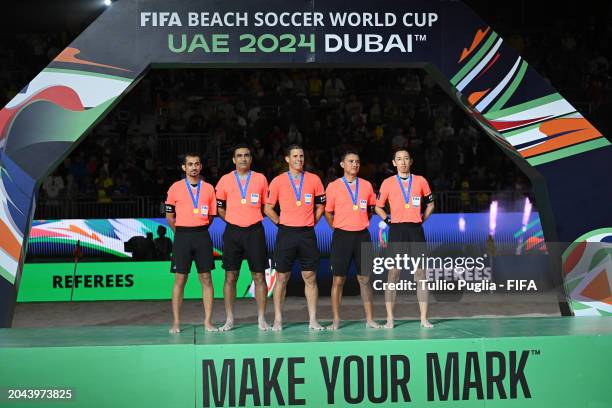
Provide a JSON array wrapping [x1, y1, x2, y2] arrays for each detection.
[[241, 198, 247, 204], [296, 200, 302, 206], [353, 205, 358, 210], [404, 203, 410, 209], [193, 208, 199, 214]]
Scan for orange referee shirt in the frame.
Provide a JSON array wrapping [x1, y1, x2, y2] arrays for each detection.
[[166, 179, 217, 227], [325, 177, 375, 231], [266, 171, 325, 227], [376, 174, 432, 223], [215, 171, 268, 227]]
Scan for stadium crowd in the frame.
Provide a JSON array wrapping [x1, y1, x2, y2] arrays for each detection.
[[35, 68, 532, 207]]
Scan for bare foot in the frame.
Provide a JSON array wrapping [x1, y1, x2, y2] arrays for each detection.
[[272, 320, 283, 331], [204, 322, 218, 332], [169, 324, 180, 334], [219, 319, 234, 332], [384, 319, 394, 329], [309, 321, 325, 331], [327, 320, 341, 330], [258, 318, 270, 331], [420, 319, 434, 328], [365, 320, 382, 329]]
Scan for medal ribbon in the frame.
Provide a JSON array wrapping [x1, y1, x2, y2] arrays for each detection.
[[342, 177, 359, 208], [184, 178, 201, 211], [234, 170, 251, 201], [396, 174, 412, 207], [287, 171, 304, 203]]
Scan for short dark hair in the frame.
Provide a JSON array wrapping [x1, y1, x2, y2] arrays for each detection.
[[340, 150, 360, 162], [232, 143, 252, 156], [392, 148, 411, 160], [285, 144, 304, 157], [183, 152, 201, 164]]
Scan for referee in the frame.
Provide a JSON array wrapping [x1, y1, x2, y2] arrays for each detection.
[[216, 144, 270, 331], [375, 149, 435, 329], [165, 152, 218, 333], [264, 145, 326, 331], [325, 150, 381, 330]]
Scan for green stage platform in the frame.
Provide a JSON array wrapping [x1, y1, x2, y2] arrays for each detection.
[[1, 317, 611, 407]]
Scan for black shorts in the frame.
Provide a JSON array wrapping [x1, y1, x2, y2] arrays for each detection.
[[274, 225, 320, 273], [386, 222, 427, 261], [329, 228, 372, 277], [388, 222, 426, 243], [222, 222, 268, 272], [171, 226, 215, 274]]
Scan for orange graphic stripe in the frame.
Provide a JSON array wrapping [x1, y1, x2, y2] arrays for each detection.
[[56, 224, 103, 243], [467, 88, 490, 106], [563, 241, 586, 275], [0, 220, 21, 259], [521, 118, 602, 157], [54, 47, 131, 72], [580, 269, 610, 302], [459, 27, 491, 63]]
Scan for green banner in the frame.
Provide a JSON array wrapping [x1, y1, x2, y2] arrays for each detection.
[[1, 318, 611, 407], [17, 261, 254, 302], [0, 326, 195, 408], [194, 327, 612, 407]]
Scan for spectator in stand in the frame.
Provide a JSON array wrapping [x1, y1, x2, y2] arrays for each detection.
[[324, 75, 346, 106], [308, 71, 323, 98], [95, 170, 114, 203], [42, 173, 65, 204]]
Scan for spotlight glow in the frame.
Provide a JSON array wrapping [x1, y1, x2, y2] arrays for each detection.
[[521, 197, 532, 232], [458, 214, 466, 232], [489, 201, 498, 236], [104, 0, 112, 6]]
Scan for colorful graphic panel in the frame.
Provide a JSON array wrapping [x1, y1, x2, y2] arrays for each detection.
[[26, 213, 543, 259], [562, 228, 612, 316]]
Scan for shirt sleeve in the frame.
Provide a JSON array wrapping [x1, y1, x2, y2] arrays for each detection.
[[325, 184, 335, 212], [215, 176, 227, 200], [314, 176, 325, 196], [421, 177, 434, 204], [261, 175, 269, 203], [314, 175, 326, 204], [375, 179, 389, 207], [367, 183, 376, 205], [165, 183, 177, 206], [266, 177, 279, 206], [208, 185, 217, 216]]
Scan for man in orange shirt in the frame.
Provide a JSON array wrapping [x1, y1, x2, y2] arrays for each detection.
[[325, 150, 381, 330], [375, 149, 435, 329], [216, 144, 270, 331], [165, 153, 218, 333], [264, 145, 326, 331]]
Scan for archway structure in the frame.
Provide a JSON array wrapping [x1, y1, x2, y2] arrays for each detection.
[[1, 0, 610, 326]]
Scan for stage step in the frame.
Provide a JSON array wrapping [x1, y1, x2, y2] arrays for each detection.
[[1, 317, 611, 407]]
